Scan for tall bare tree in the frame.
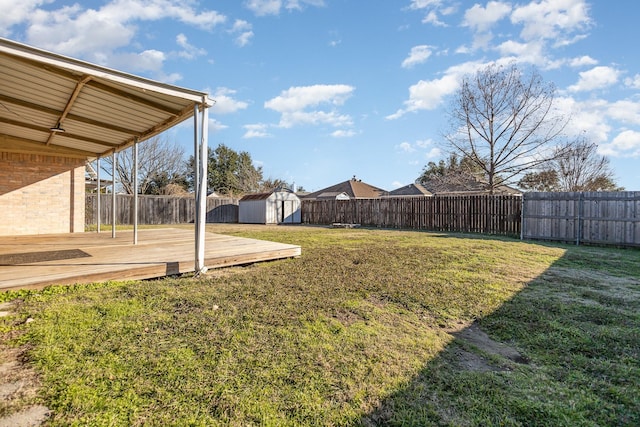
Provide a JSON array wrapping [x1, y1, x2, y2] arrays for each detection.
[[445, 63, 567, 193], [101, 135, 188, 194], [518, 138, 622, 191]]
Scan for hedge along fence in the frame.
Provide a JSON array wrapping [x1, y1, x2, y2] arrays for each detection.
[[301, 195, 523, 236], [85, 194, 239, 225], [522, 191, 640, 247]]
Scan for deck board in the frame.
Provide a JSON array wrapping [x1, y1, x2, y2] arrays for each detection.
[[0, 228, 301, 291]]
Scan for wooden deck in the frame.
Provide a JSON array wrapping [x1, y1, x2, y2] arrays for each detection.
[[0, 228, 301, 291]]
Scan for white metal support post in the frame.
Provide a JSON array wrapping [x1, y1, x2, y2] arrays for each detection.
[[112, 150, 117, 238], [96, 156, 101, 233], [133, 138, 139, 245], [195, 103, 209, 274]]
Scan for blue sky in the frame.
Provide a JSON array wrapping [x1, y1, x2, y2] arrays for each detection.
[[2, 0, 639, 191]]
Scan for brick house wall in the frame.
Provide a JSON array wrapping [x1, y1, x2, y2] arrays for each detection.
[[0, 151, 86, 236]]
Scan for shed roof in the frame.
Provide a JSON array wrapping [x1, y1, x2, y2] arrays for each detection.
[[240, 189, 299, 202], [240, 192, 273, 201], [0, 37, 213, 159]]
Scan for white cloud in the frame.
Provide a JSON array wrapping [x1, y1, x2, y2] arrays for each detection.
[[553, 96, 611, 143], [402, 45, 433, 68], [386, 75, 456, 118], [569, 55, 598, 67], [244, 0, 281, 16], [266, 84, 353, 111], [265, 84, 355, 128], [277, 110, 353, 129], [229, 19, 254, 47], [624, 74, 640, 89], [209, 118, 228, 132], [607, 100, 640, 125], [423, 11, 446, 26], [176, 34, 206, 59], [387, 62, 479, 119], [286, 0, 325, 11], [210, 88, 249, 114], [415, 139, 433, 148], [244, 0, 324, 16], [495, 40, 546, 65], [598, 130, 640, 157], [408, 0, 457, 26], [568, 66, 620, 92], [409, 0, 442, 10], [235, 31, 254, 47], [331, 129, 356, 138], [425, 147, 442, 158], [397, 142, 416, 152], [0, 0, 48, 37], [26, 4, 133, 57], [391, 181, 404, 189], [108, 50, 182, 82], [511, 0, 591, 43], [243, 123, 272, 138], [462, 1, 511, 33], [10, 0, 226, 77], [396, 138, 440, 158]]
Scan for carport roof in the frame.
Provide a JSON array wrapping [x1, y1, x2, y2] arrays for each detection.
[[0, 37, 213, 159]]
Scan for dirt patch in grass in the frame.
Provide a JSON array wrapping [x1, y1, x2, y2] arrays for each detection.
[[447, 322, 529, 372]]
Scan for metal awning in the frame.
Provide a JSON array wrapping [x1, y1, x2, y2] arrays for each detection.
[[0, 37, 213, 274], [0, 37, 212, 157]]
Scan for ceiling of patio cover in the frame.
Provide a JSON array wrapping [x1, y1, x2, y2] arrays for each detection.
[[0, 37, 212, 159]]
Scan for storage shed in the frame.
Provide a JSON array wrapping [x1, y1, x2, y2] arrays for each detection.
[[239, 190, 301, 224]]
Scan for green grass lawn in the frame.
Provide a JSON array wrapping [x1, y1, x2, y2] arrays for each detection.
[[1, 225, 638, 426]]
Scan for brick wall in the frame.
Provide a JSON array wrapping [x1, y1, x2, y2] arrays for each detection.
[[0, 151, 86, 235]]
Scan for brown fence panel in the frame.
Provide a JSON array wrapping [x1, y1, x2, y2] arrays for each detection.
[[301, 195, 522, 236], [86, 194, 239, 225], [522, 191, 640, 247]]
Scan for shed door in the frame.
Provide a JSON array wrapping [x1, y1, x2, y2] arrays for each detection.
[[281, 200, 300, 223]]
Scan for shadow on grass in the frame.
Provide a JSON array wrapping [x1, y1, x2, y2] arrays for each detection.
[[360, 246, 640, 427]]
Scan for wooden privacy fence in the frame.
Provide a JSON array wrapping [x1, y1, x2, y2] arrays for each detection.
[[85, 194, 239, 225], [522, 192, 640, 247], [86, 192, 639, 247], [301, 195, 522, 235]]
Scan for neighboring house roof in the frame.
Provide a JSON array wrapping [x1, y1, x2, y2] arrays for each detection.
[[302, 177, 387, 199], [387, 182, 433, 197], [316, 191, 350, 200]]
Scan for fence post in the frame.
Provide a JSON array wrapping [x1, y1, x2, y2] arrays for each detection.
[[520, 194, 525, 241], [576, 192, 583, 246]]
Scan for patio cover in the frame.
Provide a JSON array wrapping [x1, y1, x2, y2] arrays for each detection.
[[0, 37, 213, 273]]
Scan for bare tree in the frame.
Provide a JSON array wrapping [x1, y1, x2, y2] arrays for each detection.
[[101, 135, 188, 194], [519, 138, 622, 191], [445, 63, 567, 193]]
